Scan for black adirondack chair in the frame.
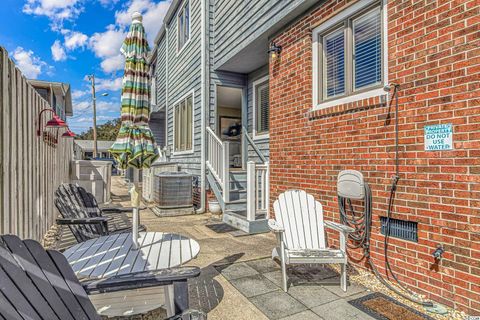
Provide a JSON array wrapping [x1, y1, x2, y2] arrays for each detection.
[[55, 183, 146, 243], [0, 234, 202, 320]]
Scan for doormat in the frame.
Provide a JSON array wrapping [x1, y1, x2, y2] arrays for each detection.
[[206, 223, 239, 233], [348, 292, 434, 320]]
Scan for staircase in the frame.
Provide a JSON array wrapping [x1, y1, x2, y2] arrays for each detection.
[[206, 127, 269, 234]]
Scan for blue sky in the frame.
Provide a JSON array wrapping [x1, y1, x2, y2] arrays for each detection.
[[0, 0, 170, 133]]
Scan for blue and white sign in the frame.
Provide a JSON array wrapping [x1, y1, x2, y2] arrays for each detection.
[[424, 124, 453, 151]]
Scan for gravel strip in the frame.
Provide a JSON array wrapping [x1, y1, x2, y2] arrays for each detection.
[[329, 264, 467, 320]]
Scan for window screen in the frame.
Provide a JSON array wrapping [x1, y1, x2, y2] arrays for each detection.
[[353, 8, 381, 90], [324, 29, 345, 98]]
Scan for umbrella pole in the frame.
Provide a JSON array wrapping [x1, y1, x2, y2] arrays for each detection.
[[129, 170, 141, 250]]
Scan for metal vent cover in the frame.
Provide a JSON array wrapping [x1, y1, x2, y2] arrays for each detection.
[[380, 217, 418, 242]]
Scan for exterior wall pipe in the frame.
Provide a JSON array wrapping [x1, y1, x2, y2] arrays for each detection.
[[197, 0, 207, 213]]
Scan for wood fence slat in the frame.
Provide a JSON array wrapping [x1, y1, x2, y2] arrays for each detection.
[[9, 59, 17, 235], [0, 47, 73, 241]]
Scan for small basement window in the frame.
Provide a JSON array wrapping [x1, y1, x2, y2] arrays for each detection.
[[380, 217, 418, 242]]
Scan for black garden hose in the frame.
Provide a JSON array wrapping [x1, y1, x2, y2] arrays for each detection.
[[339, 84, 434, 307]]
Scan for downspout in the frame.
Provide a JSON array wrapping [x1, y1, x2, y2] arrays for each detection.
[[165, 26, 169, 156], [197, 0, 207, 213]]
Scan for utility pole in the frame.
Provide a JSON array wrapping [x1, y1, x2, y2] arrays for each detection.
[[88, 74, 98, 158]]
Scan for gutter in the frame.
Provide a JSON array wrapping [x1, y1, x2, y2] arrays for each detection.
[[197, 0, 207, 214]]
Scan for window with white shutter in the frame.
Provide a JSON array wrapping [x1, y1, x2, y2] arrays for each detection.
[[253, 76, 269, 139], [314, 4, 384, 106]]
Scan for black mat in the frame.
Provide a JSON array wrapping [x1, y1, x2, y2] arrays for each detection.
[[348, 292, 434, 320], [205, 223, 239, 233]]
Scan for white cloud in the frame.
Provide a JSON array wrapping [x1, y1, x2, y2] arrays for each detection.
[[72, 89, 89, 99], [98, 0, 119, 6], [86, 0, 170, 72], [12, 47, 51, 79], [51, 40, 67, 61], [64, 31, 88, 50], [89, 25, 126, 58], [88, 25, 126, 72], [115, 0, 171, 44], [95, 77, 123, 91], [100, 54, 125, 73], [23, 0, 83, 31], [73, 100, 90, 111]]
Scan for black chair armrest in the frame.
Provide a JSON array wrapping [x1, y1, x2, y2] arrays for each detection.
[[56, 216, 112, 225], [101, 207, 147, 214], [82, 266, 201, 294]]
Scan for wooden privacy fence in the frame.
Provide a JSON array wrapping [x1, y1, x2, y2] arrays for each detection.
[[0, 47, 73, 241]]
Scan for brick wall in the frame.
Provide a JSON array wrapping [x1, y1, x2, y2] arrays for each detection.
[[269, 0, 480, 315]]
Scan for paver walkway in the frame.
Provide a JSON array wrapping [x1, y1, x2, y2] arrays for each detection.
[[61, 176, 377, 319]]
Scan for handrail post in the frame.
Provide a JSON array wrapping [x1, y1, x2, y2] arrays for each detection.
[[242, 130, 247, 170], [265, 161, 270, 218], [246, 161, 256, 221], [222, 141, 230, 203]]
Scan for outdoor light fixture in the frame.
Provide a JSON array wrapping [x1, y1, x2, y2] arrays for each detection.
[[36, 108, 67, 137], [62, 128, 76, 138], [268, 42, 282, 59]]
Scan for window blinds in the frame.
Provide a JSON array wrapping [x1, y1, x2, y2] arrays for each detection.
[[256, 83, 269, 134], [324, 29, 345, 98], [353, 9, 381, 89]]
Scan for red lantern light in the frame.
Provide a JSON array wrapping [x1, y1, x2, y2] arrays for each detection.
[[46, 114, 67, 128], [62, 129, 76, 138]]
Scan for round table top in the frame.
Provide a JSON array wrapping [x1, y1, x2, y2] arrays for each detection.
[[63, 232, 200, 279]]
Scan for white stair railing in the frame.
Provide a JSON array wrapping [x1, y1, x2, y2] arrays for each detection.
[[206, 127, 230, 202], [246, 161, 269, 221]]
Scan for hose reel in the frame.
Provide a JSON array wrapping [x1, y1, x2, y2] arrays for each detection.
[[337, 169, 434, 307]]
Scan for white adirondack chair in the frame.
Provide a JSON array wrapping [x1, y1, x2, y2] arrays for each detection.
[[269, 190, 355, 292]]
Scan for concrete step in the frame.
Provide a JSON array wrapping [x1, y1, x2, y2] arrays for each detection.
[[229, 170, 247, 181], [223, 210, 269, 234], [229, 189, 247, 201], [224, 199, 246, 211]]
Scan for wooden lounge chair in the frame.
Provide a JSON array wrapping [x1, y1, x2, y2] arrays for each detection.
[[55, 183, 145, 243], [0, 234, 202, 320], [268, 190, 355, 292]]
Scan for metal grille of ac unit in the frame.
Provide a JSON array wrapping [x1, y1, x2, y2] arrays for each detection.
[[154, 172, 193, 208]]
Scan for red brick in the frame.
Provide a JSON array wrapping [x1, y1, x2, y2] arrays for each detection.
[[269, 0, 480, 314]]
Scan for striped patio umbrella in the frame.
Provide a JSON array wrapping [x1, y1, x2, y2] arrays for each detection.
[[109, 12, 159, 169]]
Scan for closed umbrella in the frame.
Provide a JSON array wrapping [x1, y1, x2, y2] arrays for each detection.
[[109, 11, 159, 248]]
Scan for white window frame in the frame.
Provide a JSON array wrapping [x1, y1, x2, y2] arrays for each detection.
[[312, 0, 388, 111], [150, 76, 156, 106], [252, 75, 270, 141], [177, 0, 191, 55], [172, 90, 195, 155]]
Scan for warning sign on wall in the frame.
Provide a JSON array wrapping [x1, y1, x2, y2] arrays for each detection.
[[424, 124, 453, 151]]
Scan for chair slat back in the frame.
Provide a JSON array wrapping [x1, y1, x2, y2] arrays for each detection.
[[54, 198, 104, 243], [273, 190, 326, 250], [0, 235, 100, 320], [56, 184, 100, 217]]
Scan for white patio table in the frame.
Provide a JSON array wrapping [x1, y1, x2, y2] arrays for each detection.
[[63, 232, 200, 317]]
